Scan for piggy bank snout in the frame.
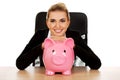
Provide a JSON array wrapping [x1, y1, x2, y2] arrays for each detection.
[[52, 55, 66, 65]]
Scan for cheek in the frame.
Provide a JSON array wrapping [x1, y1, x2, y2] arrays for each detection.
[[61, 22, 69, 28], [61, 24, 69, 29], [47, 23, 55, 29]]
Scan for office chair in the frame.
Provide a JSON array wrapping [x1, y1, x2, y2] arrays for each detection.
[[33, 12, 88, 66]]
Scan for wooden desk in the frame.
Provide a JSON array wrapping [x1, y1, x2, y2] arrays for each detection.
[[0, 66, 120, 80]]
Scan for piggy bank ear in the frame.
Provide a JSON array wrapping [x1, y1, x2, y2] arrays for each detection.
[[43, 38, 55, 48], [64, 38, 74, 48]]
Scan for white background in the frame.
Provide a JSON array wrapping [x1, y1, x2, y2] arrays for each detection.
[[0, 0, 120, 67]]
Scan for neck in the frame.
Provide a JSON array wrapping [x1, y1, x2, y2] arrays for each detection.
[[50, 35, 66, 41]]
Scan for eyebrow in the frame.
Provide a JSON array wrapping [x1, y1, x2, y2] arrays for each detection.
[[49, 18, 66, 20]]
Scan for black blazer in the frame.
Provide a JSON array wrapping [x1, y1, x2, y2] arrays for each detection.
[[16, 29, 101, 70]]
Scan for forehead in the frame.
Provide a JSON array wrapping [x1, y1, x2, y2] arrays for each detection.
[[48, 11, 67, 19]]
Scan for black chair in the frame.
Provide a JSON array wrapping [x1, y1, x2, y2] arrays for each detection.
[[33, 12, 88, 66]]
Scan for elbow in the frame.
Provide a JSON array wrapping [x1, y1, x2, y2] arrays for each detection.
[[16, 59, 26, 70], [89, 58, 102, 70]]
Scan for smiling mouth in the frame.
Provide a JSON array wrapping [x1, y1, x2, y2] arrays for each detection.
[[54, 29, 63, 33]]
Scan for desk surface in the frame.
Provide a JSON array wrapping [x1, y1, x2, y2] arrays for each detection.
[[0, 66, 120, 80]]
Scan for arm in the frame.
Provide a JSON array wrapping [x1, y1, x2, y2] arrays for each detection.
[[74, 41, 101, 69], [67, 31, 101, 69], [16, 30, 46, 70]]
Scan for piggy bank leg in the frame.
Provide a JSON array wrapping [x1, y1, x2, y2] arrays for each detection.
[[62, 70, 71, 75], [46, 70, 55, 75]]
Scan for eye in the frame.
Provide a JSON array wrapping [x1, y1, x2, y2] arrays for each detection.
[[50, 19, 55, 22], [52, 50, 56, 55], [64, 50, 66, 53], [63, 50, 66, 56], [52, 50, 55, 52], [60, 19, 66, 22]]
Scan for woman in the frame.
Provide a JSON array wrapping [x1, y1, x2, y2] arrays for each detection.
[[16, 2, 101, 70]]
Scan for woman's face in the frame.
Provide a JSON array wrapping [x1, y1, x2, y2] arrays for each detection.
[[46, 11, 70, 37]]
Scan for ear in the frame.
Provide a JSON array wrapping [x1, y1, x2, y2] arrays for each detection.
[[64, 38, 74, 48], [43, 38, 55, 48]]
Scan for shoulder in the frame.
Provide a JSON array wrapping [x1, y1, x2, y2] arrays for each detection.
[[34, 29, 49, 37], [66, 29, 84, 44], [31, 29, 49, 41], [66, 29, 80, 37], [36, 29, 49, 34]]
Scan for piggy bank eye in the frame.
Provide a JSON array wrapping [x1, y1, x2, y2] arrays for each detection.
[[52, 50, 56, 55], [64, 50, 66, 53], [52, 50, 55, 52], [63, 50, 66, 56]]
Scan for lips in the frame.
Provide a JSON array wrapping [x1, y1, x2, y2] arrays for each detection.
[[54, 29, 63, 33]]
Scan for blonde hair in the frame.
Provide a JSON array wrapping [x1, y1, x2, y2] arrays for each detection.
[[46, 2, 70, 20]]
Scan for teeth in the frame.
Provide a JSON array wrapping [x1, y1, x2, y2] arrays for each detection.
[[55, 30, 62, 33]]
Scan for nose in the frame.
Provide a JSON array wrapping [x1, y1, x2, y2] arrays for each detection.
[[55, 22, 60, 28], [52, 55, 66, 66]]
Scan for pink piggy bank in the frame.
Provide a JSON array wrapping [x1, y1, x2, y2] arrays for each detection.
[[43, 38, 75, 75]]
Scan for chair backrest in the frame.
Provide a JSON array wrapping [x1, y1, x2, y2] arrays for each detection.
[[33, 12, 88, 66], [35, 12, 88, 44]]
